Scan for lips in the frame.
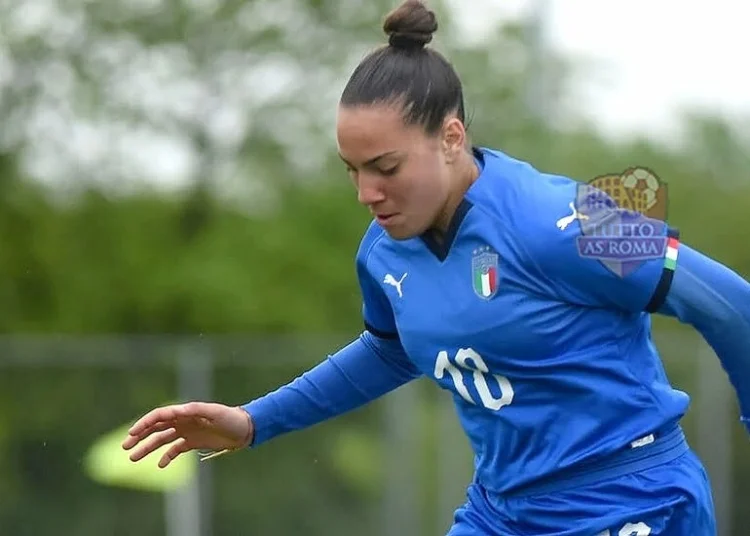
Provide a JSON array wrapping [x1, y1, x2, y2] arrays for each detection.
[[375, 213, 397, 224]]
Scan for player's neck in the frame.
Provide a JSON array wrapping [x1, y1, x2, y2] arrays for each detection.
[[431, 152, 480, 236]]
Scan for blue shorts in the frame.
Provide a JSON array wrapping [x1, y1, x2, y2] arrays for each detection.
[[447, 427, 716, 535]]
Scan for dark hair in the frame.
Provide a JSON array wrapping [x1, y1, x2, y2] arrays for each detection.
[[339, 0, 465, 136]]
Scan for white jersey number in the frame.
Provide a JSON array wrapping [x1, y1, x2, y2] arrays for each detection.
[[434, 348, 514, 411], [597, 522, 652, 536]]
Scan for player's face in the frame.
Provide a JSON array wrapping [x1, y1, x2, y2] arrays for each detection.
[[336, 103, 455, 240]]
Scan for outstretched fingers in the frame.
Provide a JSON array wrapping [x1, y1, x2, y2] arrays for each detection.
[[122, 419, 175, 450], [127, 428, 181, 463], [122, 402, 216, 465], [127, 405, 185, 436], [159, 437, 191, 468], [123, 403, 204, 449]]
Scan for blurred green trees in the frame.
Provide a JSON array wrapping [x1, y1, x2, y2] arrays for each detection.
[[0, 1, 748, 535]]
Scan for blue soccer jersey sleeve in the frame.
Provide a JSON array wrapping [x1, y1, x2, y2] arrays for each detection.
[[240, 223, 421, 447], [357, 222, 400, 339], [520, 171, 750, 433], [658, 242, 750, 431]]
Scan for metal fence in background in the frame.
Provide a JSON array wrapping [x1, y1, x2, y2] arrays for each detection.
[[0, 328, 742, 536]]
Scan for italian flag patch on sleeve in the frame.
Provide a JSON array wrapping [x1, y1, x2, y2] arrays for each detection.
[[665, 236, 679, 271]]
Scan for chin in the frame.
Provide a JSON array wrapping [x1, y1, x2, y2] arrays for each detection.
[[383, 229, 416, 241], [380, 222, 424, 241]]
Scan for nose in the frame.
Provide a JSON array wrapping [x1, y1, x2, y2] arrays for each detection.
[[356, 174, 386, 206]]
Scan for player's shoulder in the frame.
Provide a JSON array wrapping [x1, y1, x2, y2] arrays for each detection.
[[356, 220, 387, 267], [356, 219, 413, 276], [469, 147, 581, 236]]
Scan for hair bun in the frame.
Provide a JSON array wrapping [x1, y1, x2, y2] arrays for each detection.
[[383, 0, 438, 51], [388, 31, 432, 49]]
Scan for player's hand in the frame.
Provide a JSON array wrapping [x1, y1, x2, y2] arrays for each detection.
[[121, 402, 253, 468]]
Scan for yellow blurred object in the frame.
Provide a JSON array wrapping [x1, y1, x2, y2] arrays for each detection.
[[84, 421, 196, 493]]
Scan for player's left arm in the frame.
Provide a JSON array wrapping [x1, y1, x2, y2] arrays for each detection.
[[525, 176, 750, 433], [656, 243, 750, 433]]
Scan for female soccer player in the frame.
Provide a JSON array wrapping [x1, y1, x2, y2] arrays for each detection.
[[123, 2, 750, 534]]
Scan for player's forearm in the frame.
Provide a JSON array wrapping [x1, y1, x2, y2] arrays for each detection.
[[658, 243, 750, 431], [241, 331, 421, 447]]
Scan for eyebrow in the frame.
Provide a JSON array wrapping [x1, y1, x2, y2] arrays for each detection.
[[338, 151, 399, 168]]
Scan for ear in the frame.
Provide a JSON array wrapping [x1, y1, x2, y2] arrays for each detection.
[[441, 117, 466, 163]]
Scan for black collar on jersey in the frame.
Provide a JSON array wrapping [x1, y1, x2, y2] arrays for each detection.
[[419, 147, 484, 262], [420, 198, 473, 261]]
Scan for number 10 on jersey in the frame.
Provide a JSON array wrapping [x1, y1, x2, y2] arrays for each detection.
[[434, 348, 514, 410]]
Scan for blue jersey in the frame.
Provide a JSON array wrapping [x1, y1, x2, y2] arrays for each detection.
[[356, 147, 689, 494], [243, 146, 750, 500]]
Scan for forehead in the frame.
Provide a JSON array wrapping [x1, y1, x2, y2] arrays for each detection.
[[336, 104, 423, 159]]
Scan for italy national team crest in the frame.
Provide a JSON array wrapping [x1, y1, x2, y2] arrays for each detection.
[[472, 246, 499, 299]]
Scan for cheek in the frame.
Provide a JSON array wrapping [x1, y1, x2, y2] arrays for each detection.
[[390, 155, 448, 210], [408, 171, 448, 208]]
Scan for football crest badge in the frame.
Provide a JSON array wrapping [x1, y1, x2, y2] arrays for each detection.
[[574, 167, 671, 278], [472, 246, 499, 300]]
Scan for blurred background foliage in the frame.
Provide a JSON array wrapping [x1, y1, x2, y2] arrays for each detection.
[[0, 0, 748, 535]]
